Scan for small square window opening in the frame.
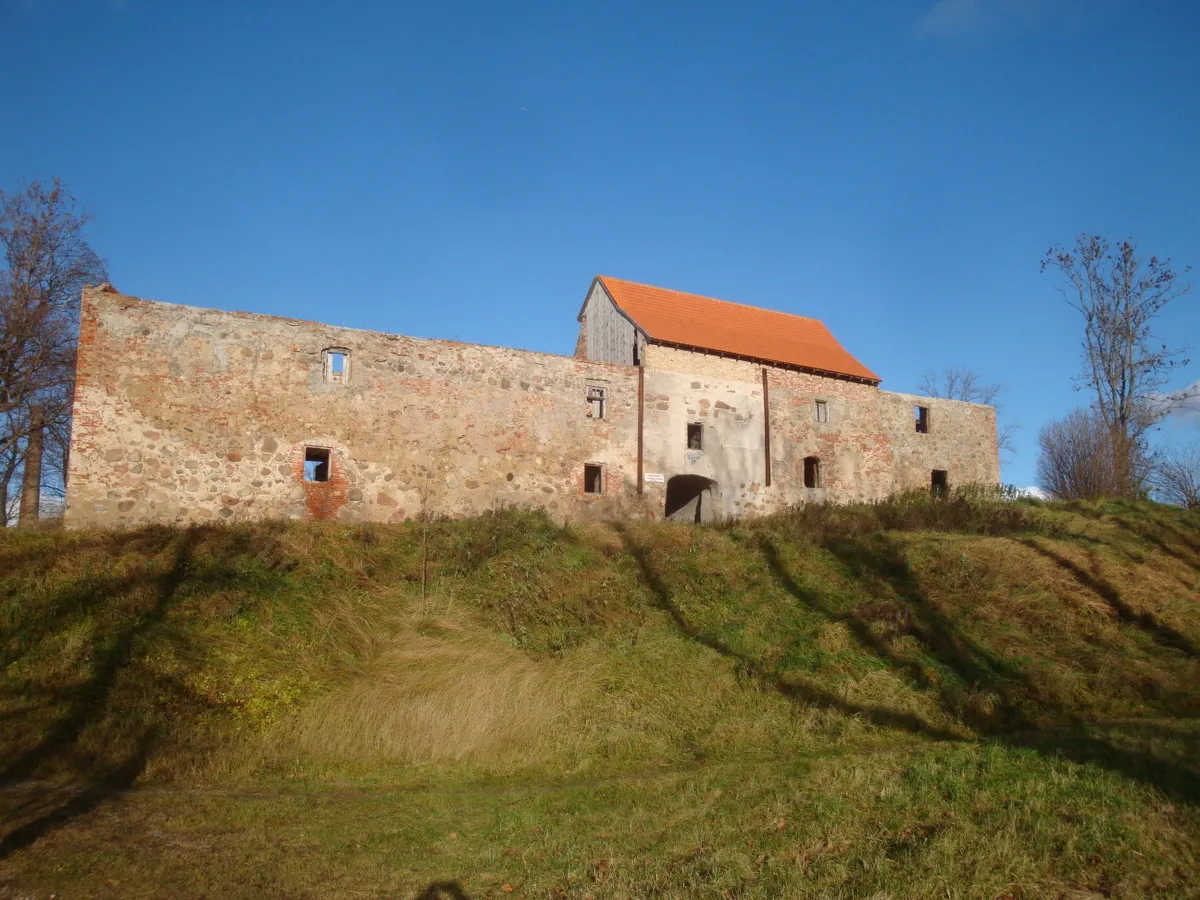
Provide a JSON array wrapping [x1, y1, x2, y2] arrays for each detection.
[[687, 422, 704, 450], [584, 463, 604, 494], [915, 405, 930, 434], [587, 385, 606, 419], [815, 400, 828, 423], [323, 349, 350, 384], [304, 447, 331, 482]]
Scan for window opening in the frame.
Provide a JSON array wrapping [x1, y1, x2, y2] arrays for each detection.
[[815, 400, 828, 423], [915, 405, 929, 434], [304, 447, 331, 482], [323, 348, 350, 384], [804, 456, 821, 489], [584, 463, 604, 494], [687, 422, 704, 450], [632, 338, 640, 366], [587, 385, 606, 419], [931, 469, 948, 496]]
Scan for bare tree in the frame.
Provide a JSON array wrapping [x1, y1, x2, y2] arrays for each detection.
[[918, 366, 1018, 458], [1036, 406, 1151, 501], [1042, 235, 1194, 497], [917, 367, 1002, 406], [0, 179, 108, 525], [1150, 441, 1200, 509]]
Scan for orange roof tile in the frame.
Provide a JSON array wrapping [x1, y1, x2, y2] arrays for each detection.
[[595, 276, 881, 384]]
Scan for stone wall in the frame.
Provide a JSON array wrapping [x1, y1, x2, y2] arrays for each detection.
[[64, 288, 999, 529], [65, 289, 642, 527], [766, 369, 999, 504], [634, 348, 998, 514]]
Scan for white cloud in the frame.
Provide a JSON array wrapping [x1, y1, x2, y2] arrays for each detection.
[[914, 0, 1103, 39], [916, 0, 986, 38], [1015, 485, 1048, 500], [1163, 381, 1200, 424], [1145, 381, 1200, 424], [16, 0, 129, 11]]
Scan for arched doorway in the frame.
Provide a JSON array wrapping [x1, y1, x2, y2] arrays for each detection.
[[665, 475, 718, 523]]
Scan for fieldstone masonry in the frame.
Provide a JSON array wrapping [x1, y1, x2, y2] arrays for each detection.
[[64, 286, 999, 528]]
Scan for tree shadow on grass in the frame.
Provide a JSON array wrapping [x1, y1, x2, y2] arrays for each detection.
[[1004, 719, 1200, 807], [810, 533, 1200, 802], [0, 529, 203, 782], [0, 731, 155, 860], [1058, 500, 1200, 575], [754, 538, 936, 691], [779, 534, 1037, 735], [0, 526, 281, 860], [612, 524, 961, 742], [416, 881, 473, 899], [0, 523, 288, 672], [0, 526, 198, 589], [1019, 538, 1198, 659], [616, 524, 1200, 806], [1111, 516, 1200, 577]]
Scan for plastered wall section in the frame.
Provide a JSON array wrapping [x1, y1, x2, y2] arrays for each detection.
[[64, 290, 643, 528], [641, 344, 999, 506], [640, 368, 770, 518]]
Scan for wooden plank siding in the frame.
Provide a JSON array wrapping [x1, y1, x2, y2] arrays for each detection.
[[581, 280, 641, 366]]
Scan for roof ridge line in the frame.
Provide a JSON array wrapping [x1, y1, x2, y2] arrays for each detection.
[[597, 275, 821, 324]]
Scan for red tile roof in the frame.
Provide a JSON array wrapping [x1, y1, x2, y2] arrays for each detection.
[[595, 276, 881, 384]]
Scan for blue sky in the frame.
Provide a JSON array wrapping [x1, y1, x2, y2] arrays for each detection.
[[2, 0, 1198, 488]]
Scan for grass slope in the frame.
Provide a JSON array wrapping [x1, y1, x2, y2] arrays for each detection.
[[1, 494, 1198, 898]]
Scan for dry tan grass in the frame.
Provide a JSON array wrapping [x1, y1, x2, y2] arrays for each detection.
[[282, 614, 582, 766]]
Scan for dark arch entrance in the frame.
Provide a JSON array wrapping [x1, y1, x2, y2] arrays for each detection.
[[665, 475, 718, 523]]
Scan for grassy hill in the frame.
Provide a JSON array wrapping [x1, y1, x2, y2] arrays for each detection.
[[1, 493, 1198, 898]]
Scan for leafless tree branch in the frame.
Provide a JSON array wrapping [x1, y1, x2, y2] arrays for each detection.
[[917, 366, 1018, 459]]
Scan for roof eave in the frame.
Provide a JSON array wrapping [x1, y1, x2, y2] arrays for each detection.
[[646, 338, 882, 386]]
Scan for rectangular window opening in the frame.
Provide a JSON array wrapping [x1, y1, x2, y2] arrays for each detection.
[[931, 469, 949, 496], [324, 349, 350, 384], [815, 400, 828, 423], [587, 385, 606, 419], [687, 422, 704, 450], [304, 447, 331, 482], [915, 405, 929, 434], [584, 463, 604, 494], [804, 456, 821, 489]]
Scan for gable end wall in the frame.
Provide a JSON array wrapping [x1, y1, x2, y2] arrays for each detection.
[[580, 281, 641, 366]]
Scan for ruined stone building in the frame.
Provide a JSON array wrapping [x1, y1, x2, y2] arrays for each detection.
[[63, 277, 999, 528]]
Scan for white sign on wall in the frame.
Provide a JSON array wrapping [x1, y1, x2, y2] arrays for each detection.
[[643, 473, 665, 483]]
